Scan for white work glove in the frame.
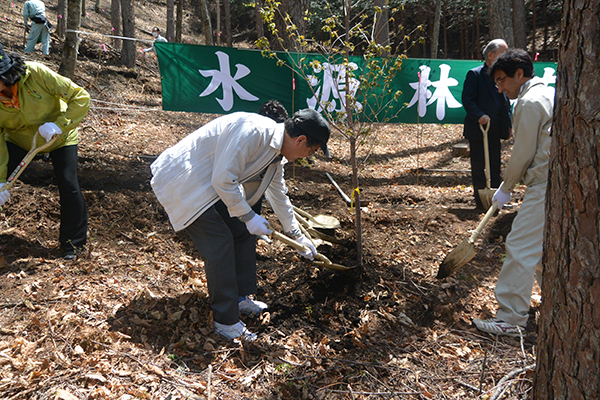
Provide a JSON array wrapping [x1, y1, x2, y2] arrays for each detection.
[[38, 122, 62, 142], [244, 214, 273, 236], [0, 183, 10, 206], [295, 234, 317, 261], [492, 182, 512, 209]]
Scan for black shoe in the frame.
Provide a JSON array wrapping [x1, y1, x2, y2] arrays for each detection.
[[63, 245, 85, 260]]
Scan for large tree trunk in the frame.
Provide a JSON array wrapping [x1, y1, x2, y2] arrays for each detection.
[[488, 0, 514, 47], [273, 0, 310, 51], [430, 0, 442, 59], [166, 0, 175, 42], [255, 0, 264, 39], [534, 0, 600, 398], [120, 0, 135, 68], [175, 0, 182, 42], [199, 0, 213, 46], [59, 0, 82, 78], [512, 0, 527, 49], [110, 0, 121, 51], [373, 0, 390, 56], [57, 0, 67, 39], [224, 0, 231, 47]]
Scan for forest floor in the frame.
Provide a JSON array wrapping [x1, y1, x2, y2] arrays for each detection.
[[0, 2, 540, 399]]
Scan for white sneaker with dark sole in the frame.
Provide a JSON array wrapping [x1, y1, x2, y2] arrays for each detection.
[[473, 317, 525, 337], [238, 296, 268, 316], [214, 321, 257, 341]]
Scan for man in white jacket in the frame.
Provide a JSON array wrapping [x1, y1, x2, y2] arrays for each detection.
[[473, 49, 554, 336], [151, 108, 330, 340]]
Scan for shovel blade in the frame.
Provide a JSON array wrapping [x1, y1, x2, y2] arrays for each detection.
[[479, 188, 497, 211], [436, 238, 476, 279]]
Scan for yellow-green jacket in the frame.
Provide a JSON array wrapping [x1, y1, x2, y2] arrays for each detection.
[[0, 62, 90, 183]]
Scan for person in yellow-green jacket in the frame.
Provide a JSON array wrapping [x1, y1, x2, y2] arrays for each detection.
[[0, 43, 90, 260]]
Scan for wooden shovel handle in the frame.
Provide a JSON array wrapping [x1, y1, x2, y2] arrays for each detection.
[[468, 202, 498, 243], [479, 122, 492, 189], [2, 132, 60, 192]]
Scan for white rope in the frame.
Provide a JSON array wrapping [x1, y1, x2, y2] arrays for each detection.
[[65, 29, 153, 43], [90, 106, 162, 112]]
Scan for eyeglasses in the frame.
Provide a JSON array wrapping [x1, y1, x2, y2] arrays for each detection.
[[495, 75, 508, 89]]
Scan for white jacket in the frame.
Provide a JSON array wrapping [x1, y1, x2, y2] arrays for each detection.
[[503, 77, 554, 190], [150, 112, 299, 233]]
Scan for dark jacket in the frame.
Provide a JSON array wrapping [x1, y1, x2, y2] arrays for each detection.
[[462, 63, 512, 141]]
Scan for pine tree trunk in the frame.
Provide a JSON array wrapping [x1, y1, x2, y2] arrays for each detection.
[[255, 0, 264, 39], [57, 0, 67, 39], [488, 0, 514, 47], [59, 0, 82, 78], [224, 0, 231, 47], [110, 0, 121, 51], [166, 0, 175, 42], [373, 0, 390, 56], [534, 0, 600, 398], [175, 0, 183, 43], [512, 0, 527, 49], [199, 0, 213, 46], [430, 0, 441, 59], [120, 0, 135, 68]]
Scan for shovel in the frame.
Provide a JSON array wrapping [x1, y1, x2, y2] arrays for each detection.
[[293, 206, 340, 230], [1, 131, 59, 193], [478, 122, 497, 210], [270, 231, 353, 271], [436, 202, 498, 279]]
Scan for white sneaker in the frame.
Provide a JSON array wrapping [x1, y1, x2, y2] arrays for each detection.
[[238, 295, 268, 316], [214, 321, 257, 341], [473, 317, 525, 337]]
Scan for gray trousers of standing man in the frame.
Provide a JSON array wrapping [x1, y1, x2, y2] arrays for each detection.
[[185, 199, 262, 325]]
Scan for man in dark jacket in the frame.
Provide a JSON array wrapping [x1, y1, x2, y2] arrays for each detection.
[[462, 39, 512, 210]]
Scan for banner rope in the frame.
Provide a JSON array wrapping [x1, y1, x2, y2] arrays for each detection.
[[65, 29, 153, 43]]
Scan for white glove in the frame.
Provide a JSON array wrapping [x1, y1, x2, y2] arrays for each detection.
[[0, 183, 10, 206], [492, 182, 512, 209], [295, 235, 317, 261], [38, 122, 61, 142], [244, 214, 273, 236]]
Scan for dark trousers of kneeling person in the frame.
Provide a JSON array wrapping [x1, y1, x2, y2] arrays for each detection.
[[6, 142, 88, 254], [185, 199, 263, 325]]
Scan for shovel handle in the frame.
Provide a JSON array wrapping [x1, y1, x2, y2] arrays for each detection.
[[479, 122, 492, 189], [2, 132, 59, 192], [270, 230, 339, 267], [468, 202, 498, 243]]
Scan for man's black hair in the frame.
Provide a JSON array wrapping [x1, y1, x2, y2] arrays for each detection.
[[0, 54, 26, 87], [283, 118, 320, 148], [490, 48, 534, 79], [258, 99, 288, 123]]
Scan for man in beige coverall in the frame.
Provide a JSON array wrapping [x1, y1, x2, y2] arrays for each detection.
[[473, 49, 555, 336]]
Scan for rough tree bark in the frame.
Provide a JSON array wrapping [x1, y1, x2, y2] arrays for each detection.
[[224, 0, 231, 47], [255, 0, 264, 39], [199, 0, 213, 46], [373, 0, 390, 56], [120, 0, 135, 68], [512, 0, 527, 49], [488, 0, 514, 47], [175, 0, 182, 42], [274, 0, 310, 51], [58, 0, 82, 78], [166, 0, 175, 41], [57, 0, 67, 39], [430, 0, 441, 58], [534, 0, 600, 398], [110, 0, 121, 51]]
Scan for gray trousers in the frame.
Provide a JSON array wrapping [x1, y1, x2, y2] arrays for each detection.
[[185, 200, 261, 325]]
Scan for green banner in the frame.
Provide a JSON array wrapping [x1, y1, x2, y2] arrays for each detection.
[[156, 42, 556, 124]]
